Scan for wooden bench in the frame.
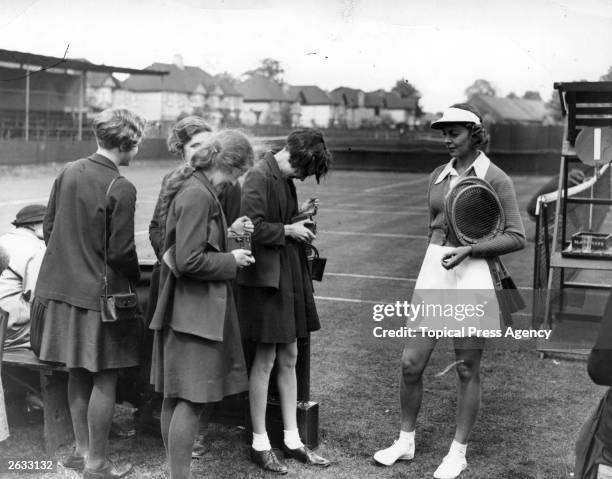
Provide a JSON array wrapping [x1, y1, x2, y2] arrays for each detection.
[[1, 260, 320, 452], [3, 349, 72, 453]]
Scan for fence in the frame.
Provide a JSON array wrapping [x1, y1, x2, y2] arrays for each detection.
[[0, 123, 565, 174]]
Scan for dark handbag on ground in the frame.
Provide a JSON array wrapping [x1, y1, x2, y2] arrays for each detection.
[[305, 244, 326, 282], [100, 177, 137, 323]]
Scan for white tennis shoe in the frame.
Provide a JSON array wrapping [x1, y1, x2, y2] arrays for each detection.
[[373, 440, 414, 466], [433, 453, 467, 479]]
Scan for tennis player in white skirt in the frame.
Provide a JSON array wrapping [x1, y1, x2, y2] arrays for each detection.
[[373, 104, 525, 478]]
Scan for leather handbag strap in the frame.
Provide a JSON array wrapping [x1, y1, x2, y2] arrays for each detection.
[[103, 176, 122, 297]]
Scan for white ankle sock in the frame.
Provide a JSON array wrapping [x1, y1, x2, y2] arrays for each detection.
[[252, 432, 271, 451], [449, 439, 467, 457], [283, 429, 304, 449], [398, 430, 415, 447]]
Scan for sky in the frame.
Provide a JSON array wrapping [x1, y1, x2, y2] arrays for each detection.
[[1, 0, 612, 112]]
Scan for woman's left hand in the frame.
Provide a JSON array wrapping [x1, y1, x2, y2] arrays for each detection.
[[441, 246, 472, 270], [230, 216, 254, 236], [300, 197, 319, 214]]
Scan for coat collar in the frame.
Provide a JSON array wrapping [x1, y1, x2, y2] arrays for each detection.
[[89, 153, 119, 172], [193, 169, 216, 196], [8, 227, 41, 241], [434, 151, 490, 185], [265, 151, 282, 180]]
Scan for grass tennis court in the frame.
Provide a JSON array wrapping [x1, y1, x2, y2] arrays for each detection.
[[0, 159, 607, 478]]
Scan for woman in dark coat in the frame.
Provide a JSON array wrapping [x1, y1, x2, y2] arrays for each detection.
[[146, 116, 249, 453], [34, 108, 145, 479], [237, 129, 332, 474], [149, 129, 255, 479]]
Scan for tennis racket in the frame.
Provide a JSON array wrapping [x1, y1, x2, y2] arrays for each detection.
[[444, 177, 505, 245]]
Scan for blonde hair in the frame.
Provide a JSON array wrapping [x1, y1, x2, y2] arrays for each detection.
[[156, 129, 254, 244]]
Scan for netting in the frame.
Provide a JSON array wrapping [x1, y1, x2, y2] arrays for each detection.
[[532, 162, 612, 327], [445, 177, 505, 246]]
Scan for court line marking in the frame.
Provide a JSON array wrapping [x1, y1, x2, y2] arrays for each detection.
[[326, 272, 415, 281], [326, 273, 532, 290], [0, 197, 48, 206], [314, 296, 381, 304], [335, 203, 429, 211], [363, 177, 428, 193], [323, 231, 426, 239], [320, 208, 422, 215]]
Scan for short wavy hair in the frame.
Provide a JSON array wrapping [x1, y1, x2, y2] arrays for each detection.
[[156, 129, 255, 244], [167, 116, 214, 157], [449, 103, 489, 148], [286, 128, 332, 183], [92, 108, 146, 152]]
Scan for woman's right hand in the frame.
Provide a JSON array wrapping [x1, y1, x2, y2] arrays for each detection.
[[285, 219, 316, 243], [231, 249, 255, 268]]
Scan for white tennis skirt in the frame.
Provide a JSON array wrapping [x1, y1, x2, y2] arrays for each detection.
[[410, 244, 500, 332]]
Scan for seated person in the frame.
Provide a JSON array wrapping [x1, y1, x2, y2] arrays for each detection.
[[0, 205, 46, 351], [526, 167, 590, 220], [0, 246, 9, 442]]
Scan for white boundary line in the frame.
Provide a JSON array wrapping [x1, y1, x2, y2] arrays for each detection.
[[0, 197, 48, 206], [322, 208, 423, 216], [323, 231, 426, 239], [326, 272, 415, 281], [363, 177, 427, 193], [314, 296, 381, 304]]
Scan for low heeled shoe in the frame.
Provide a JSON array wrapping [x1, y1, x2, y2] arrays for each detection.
[[283, 445, 331, 467], [83, 461, 133, 479], [60, 451, 86, 471], [250, 448, 288, 474]]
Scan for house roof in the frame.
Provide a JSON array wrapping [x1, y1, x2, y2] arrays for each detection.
[[330, 87, 362, 107], [365, 91, 385, 108], [214, 76, 241, 97], [364, 90, 417, 110], [122, 63, 242, 97], [88, 72, 121, 89], [236, 75, 287, 102], [0, 48, 167, 75], [469, 94, 550, 122], [123, 63, 212, 93], [286, 85, 333, 105]]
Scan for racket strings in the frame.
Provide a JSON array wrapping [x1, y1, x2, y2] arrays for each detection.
[[445, 178, 505, 245]]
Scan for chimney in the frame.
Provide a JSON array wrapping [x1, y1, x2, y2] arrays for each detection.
[[172, 54, 184, 70]]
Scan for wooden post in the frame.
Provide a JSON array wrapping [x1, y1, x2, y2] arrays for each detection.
[[24, 65, 30, 141]]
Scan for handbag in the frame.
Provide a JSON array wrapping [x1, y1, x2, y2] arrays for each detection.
[[100, 177, 138, 323], [305, 244, 326, 282], [487, 257, 525, 327], [29, 297, 48, 357]]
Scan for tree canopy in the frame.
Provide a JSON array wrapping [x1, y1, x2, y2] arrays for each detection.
[[464, 79, 496, 100], [244, 58, 285, 84], [523, 90, 542, 100], [392, 78, 420, 99], [600, 66, 612, 81]]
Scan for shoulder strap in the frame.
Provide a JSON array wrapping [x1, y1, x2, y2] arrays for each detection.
[[103, 176, 122, 296]]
